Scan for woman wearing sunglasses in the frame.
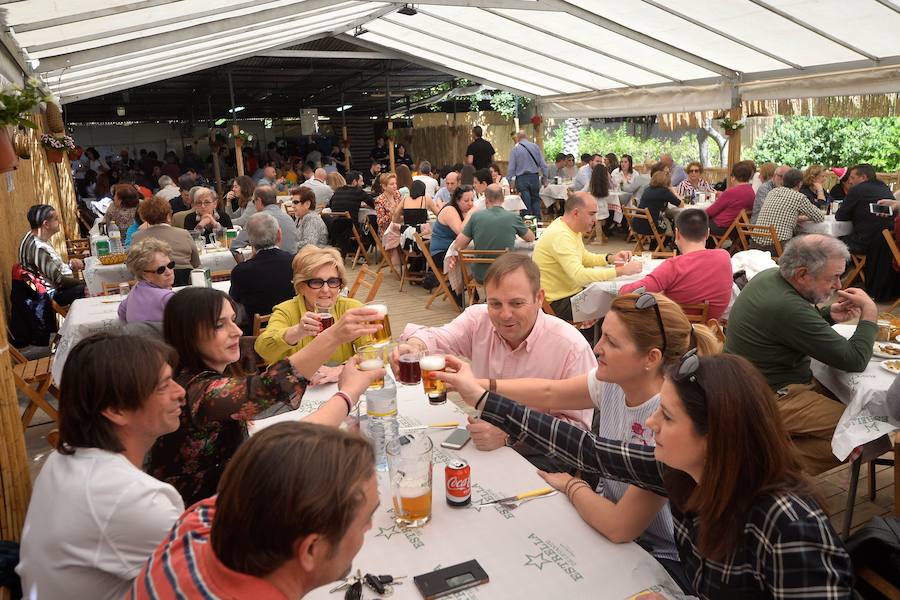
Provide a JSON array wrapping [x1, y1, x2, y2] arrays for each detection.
[[478, 293, 719, 590], [256, 246, 374, 374], [118, 238, 177, 323], [437, 344, 851, 598], [150, 286, 384, 505]]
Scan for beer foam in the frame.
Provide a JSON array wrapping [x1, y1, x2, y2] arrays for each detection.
[[398, 484, 431, 497], [360, 358, 384, 371], [420, 355, 446, 371], [368, 303, 388, 317]]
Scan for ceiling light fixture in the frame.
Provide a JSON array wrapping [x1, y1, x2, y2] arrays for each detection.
[[116, 106, 126, 117], [231, 106, 245, 113], [397, 3, 417, 15], [336, 105, 352, 112], [215, 117, 227, 125]]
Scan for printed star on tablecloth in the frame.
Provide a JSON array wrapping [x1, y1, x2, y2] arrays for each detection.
[[524, 551, 551, 570], [376, 525, 401, 540]]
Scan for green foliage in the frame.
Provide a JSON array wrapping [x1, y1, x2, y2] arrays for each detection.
[[747, 116, 900, 172], [489, 91, 528, 119], [0, 78, 53, 128], [543, 124, 720, 166]]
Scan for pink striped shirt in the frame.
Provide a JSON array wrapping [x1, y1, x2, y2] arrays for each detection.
[[402, 305, 596, 429]]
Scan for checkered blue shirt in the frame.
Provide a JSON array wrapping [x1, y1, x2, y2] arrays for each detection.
[[479, 393, 853, 599]]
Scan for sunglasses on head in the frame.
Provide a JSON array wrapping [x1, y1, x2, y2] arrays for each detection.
[[632, 287, 668, 354], [673, 348, 700, 383], [305, 277, 343, 289], [144, 261, 175, 275]]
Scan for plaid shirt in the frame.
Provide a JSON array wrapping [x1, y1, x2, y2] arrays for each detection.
[[479, 393, 853, 600], [754, 187, 823, 244]]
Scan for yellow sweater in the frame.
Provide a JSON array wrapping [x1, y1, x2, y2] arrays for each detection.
[[254, 295, 365, 365], [532, 218, 615, 302]]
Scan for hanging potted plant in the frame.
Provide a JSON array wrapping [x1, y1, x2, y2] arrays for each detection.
[[0, 78, 53, 173], [40, 133, 75, 163], [209, 127, 228, 149], [718, 116, 745, 136], [229, 129, 252, 143]]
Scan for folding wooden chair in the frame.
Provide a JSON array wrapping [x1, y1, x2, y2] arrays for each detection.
[[349, 265, 385, 303], [414, 233, 461, 312], [842, 254, 866, 289], [366, 220, 401, 281], [736, 222, 783, 257], [459, 249, 508, 307], [252, 314, 270, 337], [65, 238, 91, 281], [399, 244, 428, 292], [622, 207, 666, 253], [101, 280, 137, 296], [10, 346, 59, 427], [883, 229, 900, 312], [651, 250, 677, 259], [678, 301, 709, 324], [211, 270, 231, 282], [713, 210, 750, 251]]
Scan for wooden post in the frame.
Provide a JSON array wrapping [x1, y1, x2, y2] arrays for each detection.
[[233, 124, 244, 177], [211, 147, 223, 203], [0, 309, 32, 542], [726, 106, 742, 179], [534, 114, 544, 153], [387, 121, 396, 173]]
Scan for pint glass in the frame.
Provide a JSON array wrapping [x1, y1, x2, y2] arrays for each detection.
[[420, 354, 447, 405], [315, 303, 334, 331], [396, 348, 423, 385], [366, 302, 392, 345], [356, 345, 387, 390], [387, 434, 433, 527]]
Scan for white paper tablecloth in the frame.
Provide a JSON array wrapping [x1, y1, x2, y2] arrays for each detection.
[[569, 260, 665, 322], [799, 215, 853, 237], [810, 323, 899, 460], [504, 194, 527, 212], [251, 384, 684, 600], [51, 281, 231, 385], [83, 250, 242, 296], [540, 183, 570, 208], [666, 201, 714, 218]]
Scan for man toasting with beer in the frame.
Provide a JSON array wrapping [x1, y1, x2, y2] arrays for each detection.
[[396, 254, 596, 470]]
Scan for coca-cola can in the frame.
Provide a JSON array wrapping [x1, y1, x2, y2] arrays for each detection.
[[445, 459, 471, 507]]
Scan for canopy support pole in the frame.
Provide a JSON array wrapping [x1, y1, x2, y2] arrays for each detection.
[[228, 70, 244, 178]]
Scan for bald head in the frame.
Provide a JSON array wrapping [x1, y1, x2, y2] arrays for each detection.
[[565, 191, 594, 214], [484, 184, 504, 206], [516, 130, 528, 141], [314, 168, 327, 182]]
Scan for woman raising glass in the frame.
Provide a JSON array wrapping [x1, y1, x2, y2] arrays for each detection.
[[149, 287, 384, 504], [437, 351, 851, 599]]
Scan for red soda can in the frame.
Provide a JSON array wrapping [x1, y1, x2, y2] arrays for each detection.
[[445, 459, 471, 507]]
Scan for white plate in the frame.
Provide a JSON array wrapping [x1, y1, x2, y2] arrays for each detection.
[[879, 360, 900, 375], [873, 342, 900, 359]]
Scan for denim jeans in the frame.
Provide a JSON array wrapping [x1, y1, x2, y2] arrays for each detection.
[[515, 172, 542, 218]]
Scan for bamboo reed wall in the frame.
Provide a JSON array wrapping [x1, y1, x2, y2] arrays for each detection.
[[0, 307, 30, 542], [408, 111, 518, 171]]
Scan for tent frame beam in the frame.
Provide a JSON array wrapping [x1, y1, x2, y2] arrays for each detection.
[[254, 50, 396, 59]]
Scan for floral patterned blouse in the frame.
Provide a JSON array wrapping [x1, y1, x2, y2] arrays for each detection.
[[147, 359, 307, 505], [375, 190, 401, 235]]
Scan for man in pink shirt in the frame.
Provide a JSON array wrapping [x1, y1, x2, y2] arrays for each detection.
[[706, 160, 756, 235], [620, 208, 733, 320], [396, 254, 596, 471]]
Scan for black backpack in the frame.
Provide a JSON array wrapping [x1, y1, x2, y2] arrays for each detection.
[[845, 516, 900, 598]]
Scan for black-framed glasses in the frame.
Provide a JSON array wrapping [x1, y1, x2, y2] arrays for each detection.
[[673, 348, 700, 383], [633, 287, 668, 355], [304, 277, 343, 289], [688, 169, 701, 173], [144, 260, 175, 275]]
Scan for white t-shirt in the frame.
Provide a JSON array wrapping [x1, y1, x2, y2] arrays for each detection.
[[414, 174, 440, 198], [17, 448, 184, 600]]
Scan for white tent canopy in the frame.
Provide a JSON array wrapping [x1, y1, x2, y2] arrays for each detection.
[[5, 0, 900, 113]]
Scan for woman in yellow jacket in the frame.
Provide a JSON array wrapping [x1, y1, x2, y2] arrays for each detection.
[[255, 246, 371, 380]]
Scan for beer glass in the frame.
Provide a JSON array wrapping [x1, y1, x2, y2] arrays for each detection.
[[396, 348, 423, 386], [366, 302, 392, 345], [216, 226, 228, 249], [420, 354, 447, 405], [387, 434, 433, 527], [314, 303, 334, 331], [356, 345, 387, 390]]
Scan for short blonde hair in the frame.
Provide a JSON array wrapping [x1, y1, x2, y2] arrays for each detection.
[[758, 162, 776, 182], [326, 172, 346, 191], [126, 238, 172, 279], [649, 169, 671, 188], [803, 164, 826, 187], [685, 161, 703, 174], [291, 246, 346, 293]]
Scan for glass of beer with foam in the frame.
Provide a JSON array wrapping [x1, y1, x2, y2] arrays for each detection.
[[387, 434, 433, 527], [366, 302, 392, 345], [420, 354, 447, 405], [356, 344, 387, 390]]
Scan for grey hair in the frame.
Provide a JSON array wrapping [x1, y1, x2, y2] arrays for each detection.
[[783, 168, 803, 189], [779, 234, 850, 279], [126, 238, 172, 279], [484, 183, 504, 205], [255, 185, 277, 207], [246, 212, 279, 250], [190, 186, 211, 204], [158, 175, 174, 188], [419, 161, 432, 174]]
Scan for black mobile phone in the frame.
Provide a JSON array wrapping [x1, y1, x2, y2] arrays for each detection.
[[440, 428, 470, 450], [414, 560, 489, 599], [869, 203, 894, 216]]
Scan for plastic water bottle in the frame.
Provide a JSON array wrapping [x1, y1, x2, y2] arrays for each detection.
[[365, 376, 399, 471], [108, 222, 122, 253]]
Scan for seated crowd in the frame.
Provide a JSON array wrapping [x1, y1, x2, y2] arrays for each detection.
[[13, 141, 899, 600]]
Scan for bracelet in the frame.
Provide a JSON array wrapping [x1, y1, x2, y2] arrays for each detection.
[[333, 391, 354, 415], [569, 483, 592, 503], [566, 481, 589, 501], [474, 389, 490, 411], [563, 478, 582, 496], [489, 378, 497, 393]]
